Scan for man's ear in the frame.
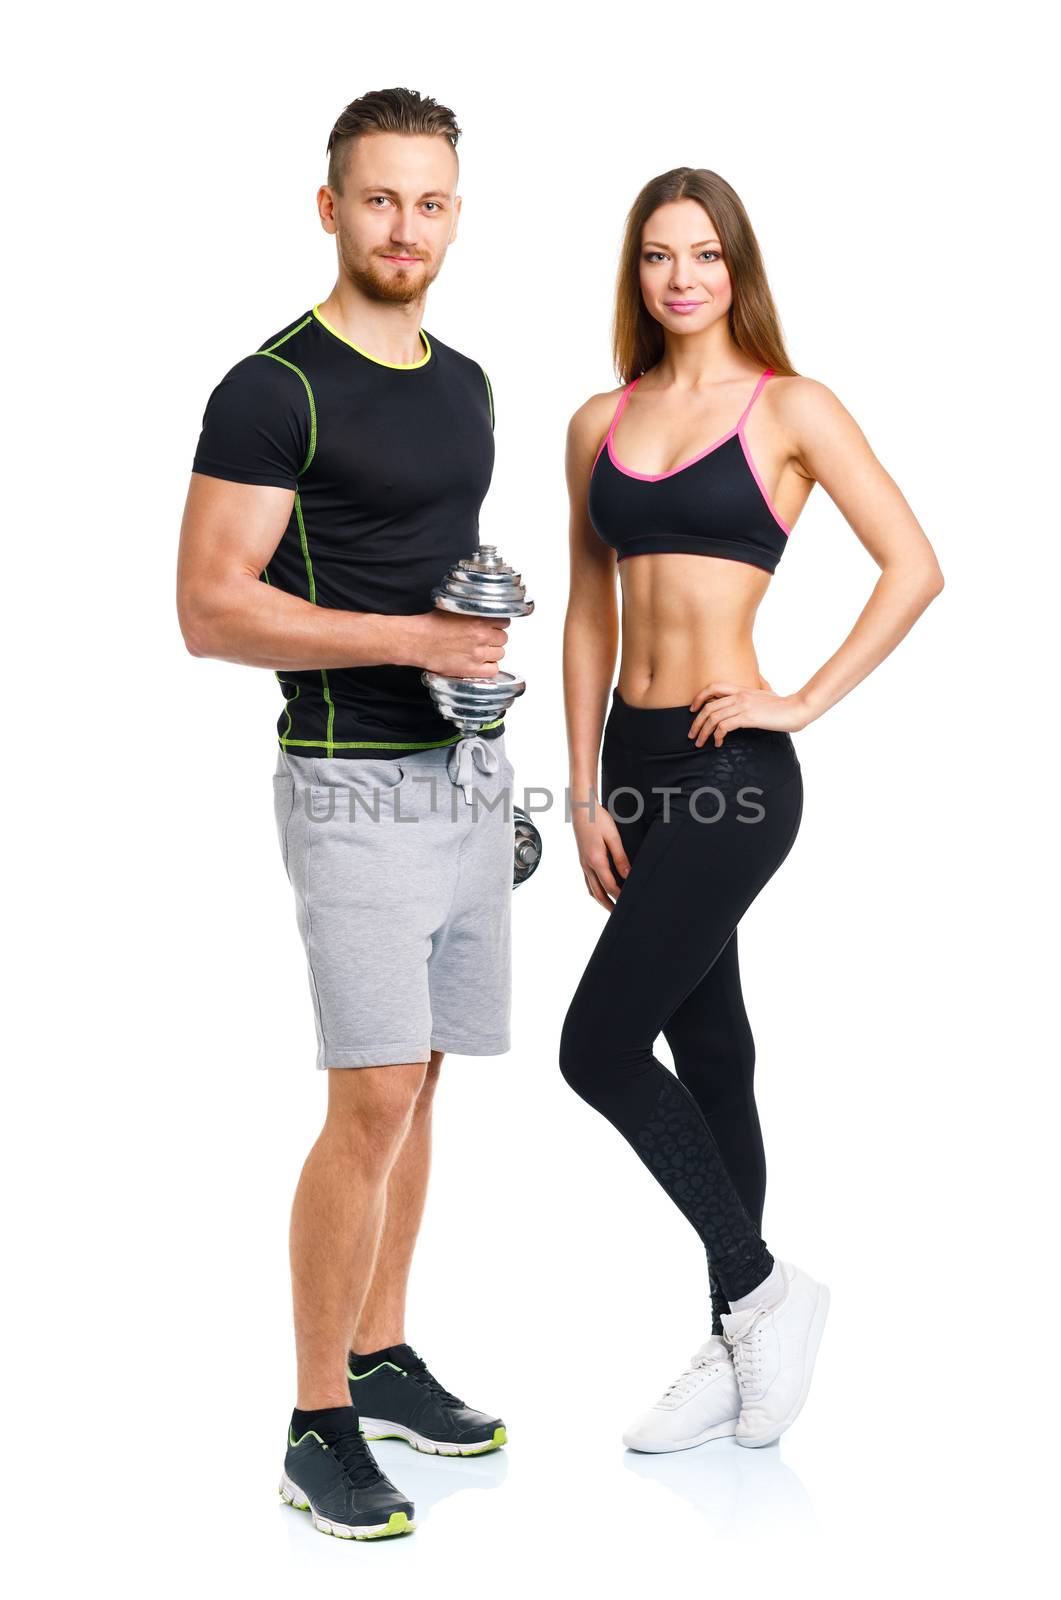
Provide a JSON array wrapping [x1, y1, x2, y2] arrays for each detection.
[[316, 184, 338, 237]]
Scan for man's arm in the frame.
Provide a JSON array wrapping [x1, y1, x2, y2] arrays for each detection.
[[175, 471, 509, 679]]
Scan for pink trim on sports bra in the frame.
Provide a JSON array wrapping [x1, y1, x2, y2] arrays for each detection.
[[737, 431, 791, 537], [592, 367, 791, 536], [591, 384, 634, 472]]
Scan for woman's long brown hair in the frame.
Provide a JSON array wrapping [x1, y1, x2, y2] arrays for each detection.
[[612, 168, 799, 383]]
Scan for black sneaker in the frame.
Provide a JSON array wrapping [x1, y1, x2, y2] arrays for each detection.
[[347, 1344, 507, 1456], [280, 1405, 415, 1539]]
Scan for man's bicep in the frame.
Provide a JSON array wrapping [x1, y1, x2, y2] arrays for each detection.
[[177, 474, 295, 644]]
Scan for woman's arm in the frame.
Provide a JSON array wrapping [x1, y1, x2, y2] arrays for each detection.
[[691, 377, 945, 746], [563, 397, 631, 908]]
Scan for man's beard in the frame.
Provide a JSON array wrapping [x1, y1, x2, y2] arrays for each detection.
[[339, 235, 439, 306]]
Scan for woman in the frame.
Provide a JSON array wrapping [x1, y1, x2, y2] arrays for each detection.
[[558, 167, 943, 1453]]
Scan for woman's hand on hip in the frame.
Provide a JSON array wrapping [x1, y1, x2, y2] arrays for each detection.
[[570, 789, 630, 911], [689, 682, 810, 747]]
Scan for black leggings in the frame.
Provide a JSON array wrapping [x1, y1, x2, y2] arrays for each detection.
[[559, 687, 803, 1328]]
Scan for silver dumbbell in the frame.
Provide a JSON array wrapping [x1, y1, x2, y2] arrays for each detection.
[[421, 545, 533, 735], [422, 544, 541, 887], [512, 805, 543, 888]]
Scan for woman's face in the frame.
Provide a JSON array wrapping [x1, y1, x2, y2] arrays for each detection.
[[639, 200, 733, 332]]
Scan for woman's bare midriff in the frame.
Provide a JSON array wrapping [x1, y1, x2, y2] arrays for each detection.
[[615, 553, 771, 708]]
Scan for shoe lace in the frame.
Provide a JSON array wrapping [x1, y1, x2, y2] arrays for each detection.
[[404, 1350, 465, 1409], [723, 1314, 767, 1399], [659, 1345, 725, 1405], [325, 1427, 390, 1491]]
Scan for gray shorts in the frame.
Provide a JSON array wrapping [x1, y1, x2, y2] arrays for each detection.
[[272, 732, 514, 1069]]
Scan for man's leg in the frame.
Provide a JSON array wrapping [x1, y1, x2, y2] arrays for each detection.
[[342, 1041, 507, 1453], [351, 1053, 443, 1353], [339, 742, 511, 1453], [289, 1059, 429, 1409]]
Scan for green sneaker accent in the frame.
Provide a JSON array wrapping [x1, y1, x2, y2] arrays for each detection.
[[462, 1425, 507, 1455], [281, 1495, 414, 1538], [358, 1421, 507, 1455], [288, 1425, 326, 1447], [357, 1511, 413, 1540], [347, 1360, 408, 1382]]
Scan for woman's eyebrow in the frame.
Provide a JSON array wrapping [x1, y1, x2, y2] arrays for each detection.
[[643, 238, 721, 249]]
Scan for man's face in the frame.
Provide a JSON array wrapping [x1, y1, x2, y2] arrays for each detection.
[[320, 131, 461, 305]]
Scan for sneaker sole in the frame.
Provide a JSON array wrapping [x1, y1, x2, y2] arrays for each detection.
[[358, 1418, 507, 1457], [736, 1283, 831, 1449], [623, 1417, 738, 1453], [279, 1471, 415, 1539]]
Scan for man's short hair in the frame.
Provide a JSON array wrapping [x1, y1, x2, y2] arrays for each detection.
[[326, 87, 461, 195]]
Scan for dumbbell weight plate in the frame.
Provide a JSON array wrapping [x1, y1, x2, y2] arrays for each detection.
[[512, 805, 542, 888]]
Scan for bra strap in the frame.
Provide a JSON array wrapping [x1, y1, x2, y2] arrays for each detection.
[[735, 368, 774, 432], [593, 377, 642, 468]]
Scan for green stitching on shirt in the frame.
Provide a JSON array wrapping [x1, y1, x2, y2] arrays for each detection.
[[264, 316, 312, 353], [293, 493, 315, 603], [251, 316, 499, 759], [278, 717, 504, 752], [319, 668, 337, 756], [275, 676, 300, 742], [312, 304, 432, 370], [254, 350, 317, 476], [288, 489, 331, 750]]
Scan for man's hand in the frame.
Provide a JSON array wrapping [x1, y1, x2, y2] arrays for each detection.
[[401, 609, 513, 678]]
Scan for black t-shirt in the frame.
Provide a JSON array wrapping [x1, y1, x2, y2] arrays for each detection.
[[191, 304, 502, 757]]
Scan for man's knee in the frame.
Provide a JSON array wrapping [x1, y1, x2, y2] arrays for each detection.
[[325, 1061, 428, 1168], [415, 1056, 442, 1111]]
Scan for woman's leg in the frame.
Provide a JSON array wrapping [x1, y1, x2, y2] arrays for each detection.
[[662, 930, 765, 1333], [558, 770, 802, 1302]]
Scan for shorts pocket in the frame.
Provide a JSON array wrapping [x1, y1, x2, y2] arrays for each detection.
[[310, 757, 405, 791], [307, 758, 408, 823], [272, 771, 296, 878]]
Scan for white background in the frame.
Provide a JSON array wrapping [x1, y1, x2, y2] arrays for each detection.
[[5, 1, 1057, 1593]]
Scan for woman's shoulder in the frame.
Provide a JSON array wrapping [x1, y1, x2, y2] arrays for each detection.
[[568, 383, 629, 444], [768, 371, 845, 421], [766, 373, 867, 468]]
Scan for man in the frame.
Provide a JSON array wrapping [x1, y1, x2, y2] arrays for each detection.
[[177, 87, 514, 1542]]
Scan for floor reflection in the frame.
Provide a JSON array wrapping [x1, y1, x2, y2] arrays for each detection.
[[623, 1435, 818, 1536]]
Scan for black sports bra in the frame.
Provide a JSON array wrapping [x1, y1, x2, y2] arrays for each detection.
[[587, 368, 791, 574]]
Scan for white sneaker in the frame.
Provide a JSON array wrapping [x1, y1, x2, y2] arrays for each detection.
[[622, 1336, 740, 1453], [721, 1260, 830, 1448]]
